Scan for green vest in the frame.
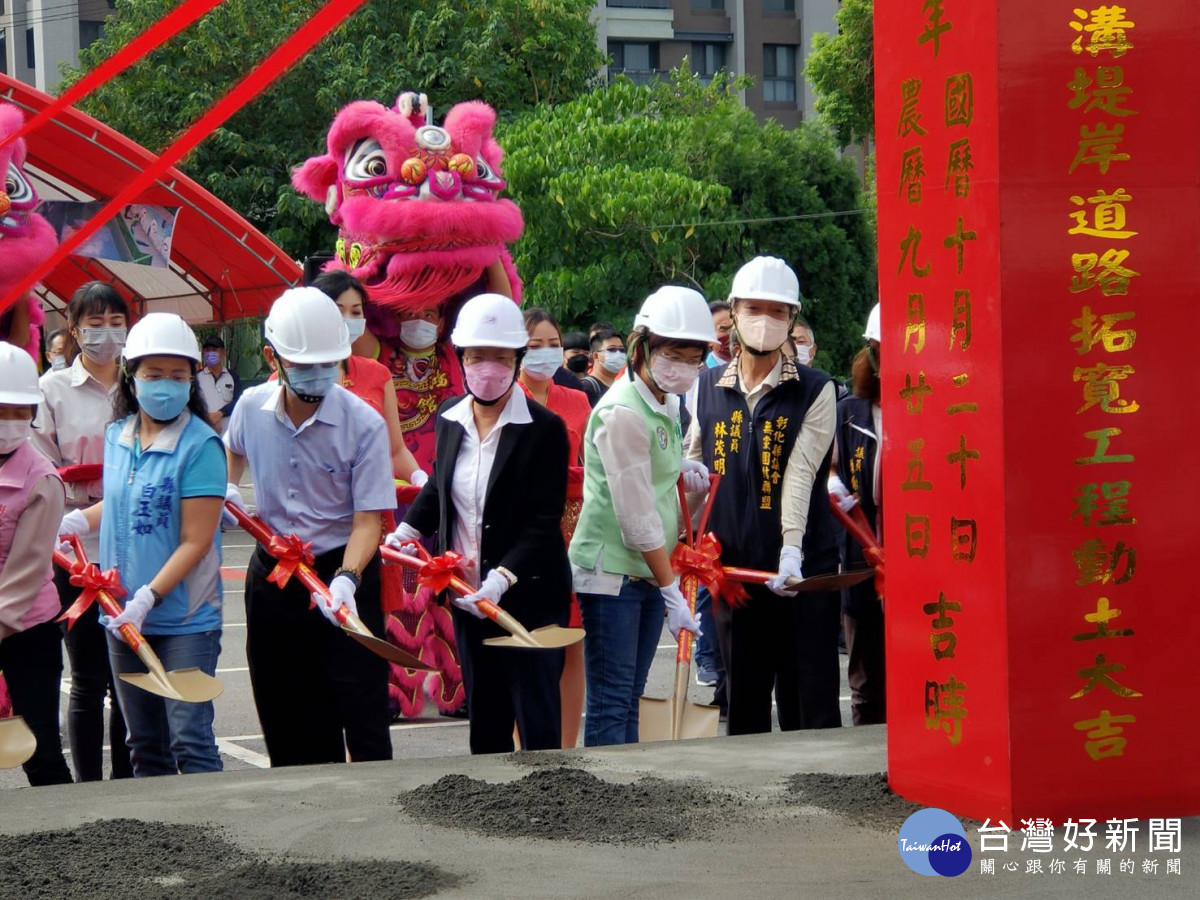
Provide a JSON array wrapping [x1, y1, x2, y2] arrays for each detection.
[[569, 377, 682, 579]]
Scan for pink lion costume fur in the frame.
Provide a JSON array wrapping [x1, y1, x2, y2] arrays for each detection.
[[293, 92, 524, 717], [0, 103, 53, 362]]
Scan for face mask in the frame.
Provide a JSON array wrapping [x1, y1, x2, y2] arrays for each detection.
[[465, 360, 515, 404], [202, 351, 221, 367], [794, 344, 813, 366], [522, 346, 563, 381], [135, 378, 192, 422], [49, 354, 66, 371], [716, 336, 731, 358], [565, 354, 590, 374], [400, 319, 438, 350], [650, 355, 700, 395], [283, 363, 340, 402], [78, 326, 126, 364], [737, 314, 790, 354], [344, 317, 367, 342], [0, 420, 31, 454], [600, 350, 627, 375]]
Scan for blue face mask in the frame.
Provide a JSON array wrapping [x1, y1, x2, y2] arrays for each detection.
[[284, 362, 340, 401], [521, 346, 564, 381], [135, 378, 192, 422]]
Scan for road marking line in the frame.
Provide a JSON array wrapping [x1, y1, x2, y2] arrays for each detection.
[[216, 738, 271, 769], [216, 666, 249, 673]]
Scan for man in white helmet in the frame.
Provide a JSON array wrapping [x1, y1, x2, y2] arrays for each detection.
[[385, 293, 573, 754], [224, 287, 396, 767], [685, 255, 841, 734]]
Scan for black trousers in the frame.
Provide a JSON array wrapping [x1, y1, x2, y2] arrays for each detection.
[[55, 567, 132, 781], [245, 545, 392, 767], [0, 618, 73, 786], [715, 579, 843, 735], [452, 605, 563, 754], [843, 602, 887, 725]]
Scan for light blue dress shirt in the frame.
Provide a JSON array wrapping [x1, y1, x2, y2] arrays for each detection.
[[224, 382, 395, 556]]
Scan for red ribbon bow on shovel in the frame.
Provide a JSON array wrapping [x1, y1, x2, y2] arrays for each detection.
[[671, 534, 749, 608], [265, 533, 316, 591], [58, 559, 126, 629], [416, 550, 469, 594]]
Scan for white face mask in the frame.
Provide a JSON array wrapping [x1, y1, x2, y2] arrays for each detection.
[[736, 314, 790, 354], [600, 349, 627, 375], [400, 319, 438, 350], [344, 317, 367, 342], [522, 346, 564, 381], [650, 355, 700, 395], [0, 419, 31, 454], [49, 354, 67, 370], [794, 344, 813, 366], [78, 326, 126, 364]]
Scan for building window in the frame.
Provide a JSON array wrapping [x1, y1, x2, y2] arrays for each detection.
[[25, 27, 35, 69], [762, 44, 797, 103], [691, 0, 726, 10], [0, 32, 7, 76], [691, 43, 726, 84], [609, 41, 661, 84], [763, 0, 796, 11], [606, 0, 670, 8], [79, 21, 106, 51]]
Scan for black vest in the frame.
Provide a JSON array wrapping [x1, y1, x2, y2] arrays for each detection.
[[695, 357, 838, 573], [835, 395, 880, 613]]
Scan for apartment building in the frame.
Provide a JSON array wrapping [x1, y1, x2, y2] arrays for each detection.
[[595, 0, 838, 129], [1, 0, 112, 93]]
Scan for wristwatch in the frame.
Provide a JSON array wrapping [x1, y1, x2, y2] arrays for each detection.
[[150, 588, 164, 607], [333, 567, 361, 590]]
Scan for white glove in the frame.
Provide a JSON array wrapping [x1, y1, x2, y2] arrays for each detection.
[[409, 469, 429, 488], [106, 585, 156, 635], [680, 459, 709, 494], [57, 508, 90, 554], [384, 521, 423, 558], [827, 474, 858, 512], [222, 483, 246, 528], [313, 574, 357, 625], [767, 545, 804, 596], [454, 569, 508, 620], [660, 580, 702, 640]]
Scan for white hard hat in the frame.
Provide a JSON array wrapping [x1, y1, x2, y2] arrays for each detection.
[[728, 256, 801, 308], [863, 303, 881, 342], [0, 342, 42, 405], [123, 313, 201, 363], [264, 286, 351, 364], [451, 293, 528, 349], [633, 285, 717, 344]]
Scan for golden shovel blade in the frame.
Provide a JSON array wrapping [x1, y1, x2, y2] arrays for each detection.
[[0, 715, 37, 769], [637, 695, 675, 743], [638, 663, 721, 743], [120, 668, 224, 703], [343, 628, 433, 670], [483, 625, 585, 650]]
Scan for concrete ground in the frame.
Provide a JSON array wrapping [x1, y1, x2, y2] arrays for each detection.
[[0, 727, 1195, 899]]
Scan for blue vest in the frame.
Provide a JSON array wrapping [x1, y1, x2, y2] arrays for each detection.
[[100, 411, 224, 635], [694, 357, 837, 573], [835, 395, 880, 614]]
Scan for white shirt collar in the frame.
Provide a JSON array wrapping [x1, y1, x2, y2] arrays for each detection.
[[632, 372, 680, 419], [443, 385, 533, 430]]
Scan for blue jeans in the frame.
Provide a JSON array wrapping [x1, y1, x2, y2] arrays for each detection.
[[579, 579, 665, 747], [107, 629, 223, 777], [694, 587, 724, 677]]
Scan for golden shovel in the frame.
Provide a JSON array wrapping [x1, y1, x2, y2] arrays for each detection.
[[0, 670, 37, 767], [53, 538, 224, 703]]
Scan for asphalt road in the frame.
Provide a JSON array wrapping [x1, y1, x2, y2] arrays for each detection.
[[1, 482, 854, 788]]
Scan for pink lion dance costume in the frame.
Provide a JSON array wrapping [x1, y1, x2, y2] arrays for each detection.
[[293, 92, 524, 717], [0, 104, 53, 362]]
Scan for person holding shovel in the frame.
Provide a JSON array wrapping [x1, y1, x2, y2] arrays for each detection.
[[386, 293, 573, 754], [59, 313, 227, 776], [0, 342, 73, 785], [225, 287, 395, 767], [569, 285, 711, 747], [685, 256, 841, 734]]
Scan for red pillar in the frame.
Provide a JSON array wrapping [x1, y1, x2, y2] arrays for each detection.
[[875, 0, 1200, 821]]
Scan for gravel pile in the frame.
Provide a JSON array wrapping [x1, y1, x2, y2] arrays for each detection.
[[785, 772, 976, 832], [0, 819, 454, 900], [401, 766, 732, 845]]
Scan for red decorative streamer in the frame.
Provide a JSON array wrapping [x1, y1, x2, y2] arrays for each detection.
[[0, 0, 368, 315], [265, 534, 316, 591], [671, 532, 749, 608]]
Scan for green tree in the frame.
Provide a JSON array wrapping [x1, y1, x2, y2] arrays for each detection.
[[805, 0, 874, 150], [69, 0, 604, 257], [499, 71, 876, 375]]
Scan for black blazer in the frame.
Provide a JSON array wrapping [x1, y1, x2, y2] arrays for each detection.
[[403, 394, 572, 638]]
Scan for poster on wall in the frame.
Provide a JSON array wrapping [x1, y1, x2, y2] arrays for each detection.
[[37, 201, 179, 268]]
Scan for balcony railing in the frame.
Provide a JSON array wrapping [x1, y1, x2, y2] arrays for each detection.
[[608, 68, 669, 85]]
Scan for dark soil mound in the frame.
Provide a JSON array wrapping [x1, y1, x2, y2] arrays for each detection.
[[401, 766, 731, 845], [786, 772, 977, 833], [0, 819, 454, 900]]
